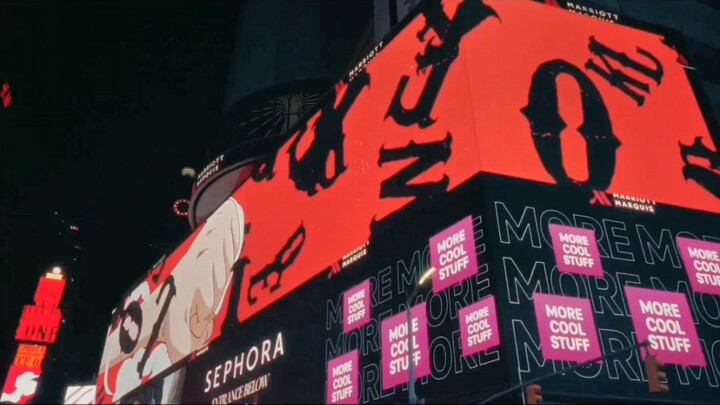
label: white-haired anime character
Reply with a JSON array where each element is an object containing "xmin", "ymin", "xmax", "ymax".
[{"xmin": 98, "ymin": 197, "xmax": 245, "ymax": 402}]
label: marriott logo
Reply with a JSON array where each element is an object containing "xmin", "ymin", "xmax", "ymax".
[{"xmin": 590, "ymin": 190, "xmax": 656, "ymax": 214}]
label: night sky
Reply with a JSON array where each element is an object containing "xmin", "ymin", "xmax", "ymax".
[{"xmin": 0, "ymin": 1, "xmax": 240, "ymax": 401}]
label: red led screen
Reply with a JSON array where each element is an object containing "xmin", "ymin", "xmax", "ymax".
[{"xmin": 97, "ymin": 1, "xmax": 719, "ymax": 402}]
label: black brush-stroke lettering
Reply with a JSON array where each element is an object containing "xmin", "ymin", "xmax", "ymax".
[
  {"xmin": 288, "ymin": 72, "xmax": 370, "ymax": 196},
  {"xmin": 585, "ymin": 36, "xmax": 663, "ymax": 106},
  {"xmin": 247, "ymin": 223, "xmax": 306, "ymax": 305},
  {"xmin": 379, "ymin": 133, "xmax": 452, "ymax": 199},
  {"xmin": 386, "ymin": 0, "xmax": 498, "ymax": 128},
  {"xmin": 522, "ymin": 59, "xmax": 620, "ymax": 190},
  {"xmin": 680, "ymin": 137, "xmax": 720, "ymax": 198}
]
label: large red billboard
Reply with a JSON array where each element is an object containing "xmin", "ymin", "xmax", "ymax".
[{"xmin": 97, "ymin": 0, "xmax": 719, "ymax": 402}]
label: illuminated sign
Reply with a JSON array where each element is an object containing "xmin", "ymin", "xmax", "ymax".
[
  {"xmin": 15, "ymin": 305, "xmax": 62, "ymax": 344},
  {"xmin": 98, "ymin": 0, "xmax": 719, "ymax": 402},
  {"xmin": 15, "ymin": 270, "xmax": 66, "ymax": 343},
  {"xmin": 13, "ymin": 345, "xmax": 47, "ymax": 369},
  {"xmin": 3, "ymin": 269, "xmax": 66, "ymax": 403},
  {"xmin": 64, "ymin": 385, "xmax": 97, "ymax": 404},
  {"xmin": 1, "ymin": 82, "xmax": 12, "ymax": 109},
  {"xmin": 34, "ymin": 275, "xmax": 66, "ymax": 310}
]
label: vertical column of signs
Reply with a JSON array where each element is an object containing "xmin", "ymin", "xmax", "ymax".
[
  {"xmin": 2, "ymin": 270, "xmax": 66, "ymax": 405},
  {"xmin": 326, "ymin": 280, "xmax": 371, "ymax": 404},
  {"xmin": 430, "ymin": 216, "xmax": 501, "ymax": 358},
  {"xmin": 531, "ymin": 224, "xmax": 605, "ymax": 363}
]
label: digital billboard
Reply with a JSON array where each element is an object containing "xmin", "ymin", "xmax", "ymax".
[
  {"xmin": 97, "ymin": 0, "xmax": 719, "ymax": 402},
  {"xmin": 3, "ymin": 269, "xmax": 66, "ymax": 404},
  {"xmin": 1, "ymin": 345, "xmax": 47, "ymax": 404},
  {"xmin": 483, "ymin": 174, "xmax": 719, "ymax": 403},
  {"xmin": 176, "ymin": 174, "xmax": 720, "ymax": 403},
  {"xmin": 179, "ymin": 196, "xmax": 502, "ymax": 404}
]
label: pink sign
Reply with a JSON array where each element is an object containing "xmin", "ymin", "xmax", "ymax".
[
  {"xmin": 343, "ymin": 280, "xmax": 371, "ymax": 333},
  {"xmin": 326, "ymin": 350, "xmax": 359, "ymax": 404},
  {"xmin": 381, "ymin": 302, "xmax": 431, "ymax": 390},
  {"xmin": 459, "ymin": 295, "xmax": 500, "ymax": 357},
  {"xmin": 429, "ymin": 216, "xmax": 479, "ymax": 293},
  {"xmin": 548, "ymin": 224, "xmax": 604, "ymax": 278},
  {"xmin": 625, "ymin": 286, "xmax": 706, "ymax": 367},
  {"xmin": 533, "ymin": 293, "xmax": 602, "ymax": 362},
  {"xmin": 677, "ymin": 237, "xmax": 720, "ymax": 295}
]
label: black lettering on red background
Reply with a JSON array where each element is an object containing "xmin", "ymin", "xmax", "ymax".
[
  {"xmin": 386, "ymin": 0, "xmax": 498, "ymax": 128},
  {"xmin": 289, "ymin": 71, "xmax": 370, "ymax": 196},
  {"xmin": 585, "ymin": 36, "xmax": 663, "ymax": 106},
  {"xmin": 379, "ymin": 133, "xmax": 452, "ymax": 200},
  {"xmin": 680, "ymin": 137, "xmax": 720, "ymax": 198},
  {"xmin": 247, "ymin": 224, "xmax": 306, "ymax": 305},
  {"xmin": 522, "ymin": 59, "xmax": 620, "ymax": 191}
]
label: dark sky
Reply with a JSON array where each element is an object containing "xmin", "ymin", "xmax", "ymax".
[{"xmin": 0, "ymin": 1, "xmax": 240, "ymax": 402}]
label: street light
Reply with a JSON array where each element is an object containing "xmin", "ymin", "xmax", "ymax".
[{"xmin": 407, "ymin": 267, "xmax": 435, "ymax": 405}]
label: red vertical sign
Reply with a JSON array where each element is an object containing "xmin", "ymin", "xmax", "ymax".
[{"xmin": 2, "ymin": 269, "xmax": 66, "ymax": 403}]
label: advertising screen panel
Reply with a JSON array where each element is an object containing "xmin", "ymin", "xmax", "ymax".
[
  {"xmin": 179, "ymin": 184, "xmax": 504, "ymax": 404},
  {"xmin": 484, "ymin": 174, "xmax": 720, "ymax": 403},
  {"xmin": 97, "ymin": 0, "xmax": 719, "ymax": 402}
]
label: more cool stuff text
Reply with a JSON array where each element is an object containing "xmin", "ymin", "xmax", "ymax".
[
  {"xmin": 347, "ymin": 289, "xmax": 366, "ymax": 325},
  {"xmin": 640, "ymin": 300, "xmax": 692, "ymax": 353},
  {"xmin": 464, "ymin": 307, "xmax": 492, "ymax": 348},
  {"xmin": 546, "ymin": 305, "xmax": 591, "ymax": 351},
  {"xmin": 437, "ymin": 230, "xmax": 470, "ymax": 281},
  {"xmin": 388, "ymin": 319, "xmax": 422, "ymax": 375},
  {"xmin": 331, "ymin": 360, "xmax": 354, "ymax": 403},
  {"xmin": 688, "ymin": 247, "xmax": 720, "ymax": 286},
  {"xmin": 559, "ymin": 233, "xmax": 594, "ymax": 268}
]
